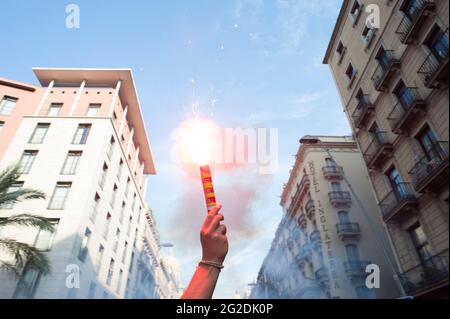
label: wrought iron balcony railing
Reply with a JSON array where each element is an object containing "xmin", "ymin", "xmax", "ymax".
[
  {"xmin": 336, "ymin": 223, "xmax": 361, "ymax": 241},
  {"xmin": 352, "ymin": 95, "xmax": 375, "ymax": 128},
  {"xmin": 322, "ymin": 165, "xmax": 344, "ymax": 180},
  {"xmin": 379, "ymin": 183, "xmax": 418, "ymax": 222},
  {"xmin": 298, "ymin": 212, "xmax": 307, "ymax": 229},
  {"xmin": 363, "ymin": 132, "xmax": 394, "ymax": 169},
  {"xmin": 344, "ymin": 260, "xmax": 371, "ymax": 278},
  {"xmin": 418, "ymin": 29, "xmax": 449, "ymax": 88},
  {"xmin": 387, "ymin": 88, "xmax": 427, "ymax": 135},
  {"xmin": 408, "ymin": 141, "xmax": 449, "ymax": 193},
  {"xmin": 372, "ymin": 50, "xmax": 401, "ymax": 91},
  {"xmin": 328, "ymin": 191, "xmax": 352, "ymax": 208},
  {"xmin": 400, "ymin": 253, "xmax": 449, "ymax": 297},
  {"xmin": 395, "ymin": 0, "xmax": 436, "ymax": 44}
]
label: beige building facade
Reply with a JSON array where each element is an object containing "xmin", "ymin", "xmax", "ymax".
[
  {"xmin": 324, "ymin": 0, "xmax": 448, "ymax": 298},
  {"xmin": 252, "ymin": 136, "xmax": 399, "ymax": 299}
]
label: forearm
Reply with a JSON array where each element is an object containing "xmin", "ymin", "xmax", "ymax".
[{"xmin": 181, "ymin": 264, "xmax": 221, "ymax": 299}]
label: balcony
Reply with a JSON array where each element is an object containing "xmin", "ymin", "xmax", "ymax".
[
  {"xmin": 387, "ymin": 88, "xmax": 427, "ymax": 135},
  {"xmin": 298, "ymin": 213, "xmax": 307, "ymax": 229},
  {"xmin": 400, "ymin": 253, "xmax": 449, "ymax": 297},
  {"xmin": 315, "ymin": 267, "xmax": 330, "ymax": 286},
  {"xmin": 344, "ymin": 261, "xmax": 371, "ymax": 279},
  {"xmin": 396, "ymin": 0, "xmax": 436, "ymax": 44},
  {"xmin": 372, "ymin": 51, "xmax": 401, "ymax": 91},
  {"xmin": 328, "ymin": 191, "xmax": 352, "ymax": 208},
  {"xmin": 305, "ymin": 199, "xmax": 316, "ymax": 219},
  {"xmin": 310, "ymin": 230, "xmax": 322, "ymax": 250},
  {"xmin": 409, "ymin": 141, "xmax": 449, "ymax": 193},
  {"xmin": 363, "ymin": 132, "xmax": 394, "ymax": 169},
  {"xmin": 336, "ymin": 223, "xmax": 361, "ymax": 241},
  {"xmin": 288, "ymin": 174, "xmax": 311, "ymax": 215},
  {"xmin": 379, "ymin": 183, "xmax": 418, "ymax": 222},
  {"xmin": 322, "ymin": 165, "xmax": 344, "ymax": 180},
  {"xmin": 296, "ymin": 244, "xmax": 313, "ymax": 267},
  {"xmin": 418, "ymin": 46, "xmax": 449, "ymax": 88},
  {"xmin": 352, "ymin": 96, "xmax": 375, "ymax": 128}
]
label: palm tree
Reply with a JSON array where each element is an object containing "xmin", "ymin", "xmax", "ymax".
[{"xmin": 0, "ymin": 165, "xmax": 54, "ymax": 277}]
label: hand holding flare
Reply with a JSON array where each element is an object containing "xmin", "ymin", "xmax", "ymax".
[{"xmin": 180, "ymin": 118, "xmax": 228, "ymax": 299}]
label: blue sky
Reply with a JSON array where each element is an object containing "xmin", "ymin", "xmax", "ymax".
[{"xmin": 0, "ymin": 0, "xmax": 351, "ymax": 298}]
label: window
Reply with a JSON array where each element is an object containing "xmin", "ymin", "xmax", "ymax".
[
  {"xmin": 127, "ymin": 216, "xmax": 133, "ymax": 237},
  {"xmin": 95, "ymin": 244, "xmax": 105, "ymax": 272},
  {"xmin": 106, "ymin": 258, "xmax": 115, "ymax": 286},
  {"xmin": 18, "ymin": 150, "xmax": 38, "ymax": 174},
  {"xmin": 387, "ymin": 166, "xmax": 407, "ymax": 198},
  {"xmin": 409, "ymin": 223, "xmax": 433, "ymax": 263},
  {"xmin": 117, "ymin": 269, "xmax": 124, "ymax": 293},
  {"xmin": 362, "ymin": 26, "xmax": 375, "ymax": 47},
  {"xmin": 78, "ymin": 227, "xmax": 92, "ymax": 262},
  {"xmin": 345, "ymin": 244, "xmax": 360, "ymax": 261},
  {"xmin": 325, "ymin": 157, "xmax": 335, "ymax": 167},
  {"xmin": 47, "ymin": 103, "xmax": 63, "ymax": 116},
  {"xmin": 29, "ymin": 123, "xmax": 50, "ymax": 144},
  {"xmin": 48, "ymin": 182, "xmax": 71, "ymax": 210},
  {"xmin": 338, "ymin": 211, "xmax": 351, "ymax": 224},
  {"xmin": 125, "ymin": 178, "xmax": 131, "ymax": 198},
  {"xmin": 0, "ymin": 96, "xmax": 18, "ymax": 115},
  {"xmin": 86, "ymin": 103, "xmax": 101, "ymax": 116},
  {"xmin": 119, "ymin": 202, "xmax": 126, "ymax": 224},
  {"xmin": 376, "ymin": 47, "xmax": 391, "ymax": 70},
  {"xmin": 99, "ymin": 162, "xmax": 108, "ymax": 189},
  {"xmin": 61, "ymin": 151, "xmax": 82, "ymax": 175},
  {"xmin": 103, "ymin": 212, "xmax": 112, "ymax": 239},
  {"xmin": 0, "ymin": 182, "xmax": 24, "ymax": 209},
  {"xmin": 113, "ymin": 228, "xmax": 120, "ymax": 252},
  {"xmin": 87, "ymin": 281, "xmax": 97, "ymax": 299},
  {"xmin": 336, "ymin": 41, "xmax": 346, "ymax": 64},
  {"xmin": 122, "ymin": 241, "xmax": 128, "ymax": 264},
  {"xmin": 72, "ymin": 124, "xmax": 91, "ymax": 144},
  {"xmin": 0, "ymin": 121, "xmax": 5, "ymax": 133},
  {"xmin": 34, "ymin": 220, "xmax": 58, "ymax": 251},
  {"xmin": 129, "ymin": 251, "xmax": 135, "ymax": 273},
  {"xmin": 402, "ymin": 0, "xmax": 422, "ymax": 20},
  {"xmin": 345, "ymin": 63, "xmax": 357, "ymax": 88},
  {"xmin": 90, "ymin": 193, "xmax": 101, "ymax": 222},
  {"xmin": 426, "ymin": 25, "xmax": 449, "ymax": 62},
  {"xmin": 331, "ymin": 182, "xmax": 342, "ymax": 192},
  {"xmin": 394, "ymin": 80, "xmax": 415, "ymax": 108},
  {"xmin": 13, "ymin": 264, "xmax": 41, "ymax": 299},
  {"xmin": 107, "ymin": 136, "xmax": 115, "ymax": 159},
  {"xmin": 110, "ymin": 184, "xmax": 118, "ymax": 208},
  {"xmin": 117, "ymin": 159, "xmax": 123, "ymax": 180},
  {"xmin": 417, "ymin": 126, "xmax": 440, "ymax": 160},
  {"xmin": 349, "ymin": 0, "xmax": 362, "ymax": 24}
]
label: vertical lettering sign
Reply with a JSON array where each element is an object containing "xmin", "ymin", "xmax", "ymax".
[{"xmin": 308, "ymin": 161, "xmax": 341, "ymax": 298}]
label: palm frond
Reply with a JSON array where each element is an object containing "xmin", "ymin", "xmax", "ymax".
[
  {"xmin": 0, "ymin": 260, "xmax": 21, "ymax": 277},
  {"xmin": 0, "ymin": 165, "xmax": 21, "ymax": 194},
  {"xmin": 0, "ymin": 188, "xmax": 46, "ymax": 207},
  {"xmin": 0, "ymin": 238, "xmax": 51, "ymax": 275},
  {"xmin": 0, "ymin": 214, "xmax": 55, "ymax": 232}
]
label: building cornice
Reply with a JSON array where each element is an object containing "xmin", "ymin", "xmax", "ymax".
[{"xmin": 323, "ymin": 0, "xmax": 350, "ymax": 64}]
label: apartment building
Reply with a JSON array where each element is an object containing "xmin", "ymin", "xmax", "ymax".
[
  {"xmin": 323, "ymin": 0, "xmax": 448, "ymax": 298},
  {"xmin": 0, "ymin": 68, "xmax": 180, "ymax": 299},
  {"xmin": 251, "ymin": 136, "xmax": 399, "ymax": 299}
]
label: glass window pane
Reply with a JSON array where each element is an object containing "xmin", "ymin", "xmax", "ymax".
[
  {"xmin": 48, "ymin": 184, "xmax": 71, "ymax": 210},
  {"xmin": 0, "ymin": 96, "xmax": 18, "ymax": 115},
  {"xmin": 29, "ymin": 124, "xmax": 50, "ymax": 144}
]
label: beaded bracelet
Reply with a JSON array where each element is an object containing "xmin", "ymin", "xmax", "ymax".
[{"xmin": 199, "ymin": 260, "xmax": 224, "ymax": 270}]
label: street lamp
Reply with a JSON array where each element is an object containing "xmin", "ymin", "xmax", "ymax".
[{"xmin": 299, "ymin": 135, "xmax": 408, "ymax": 298}]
